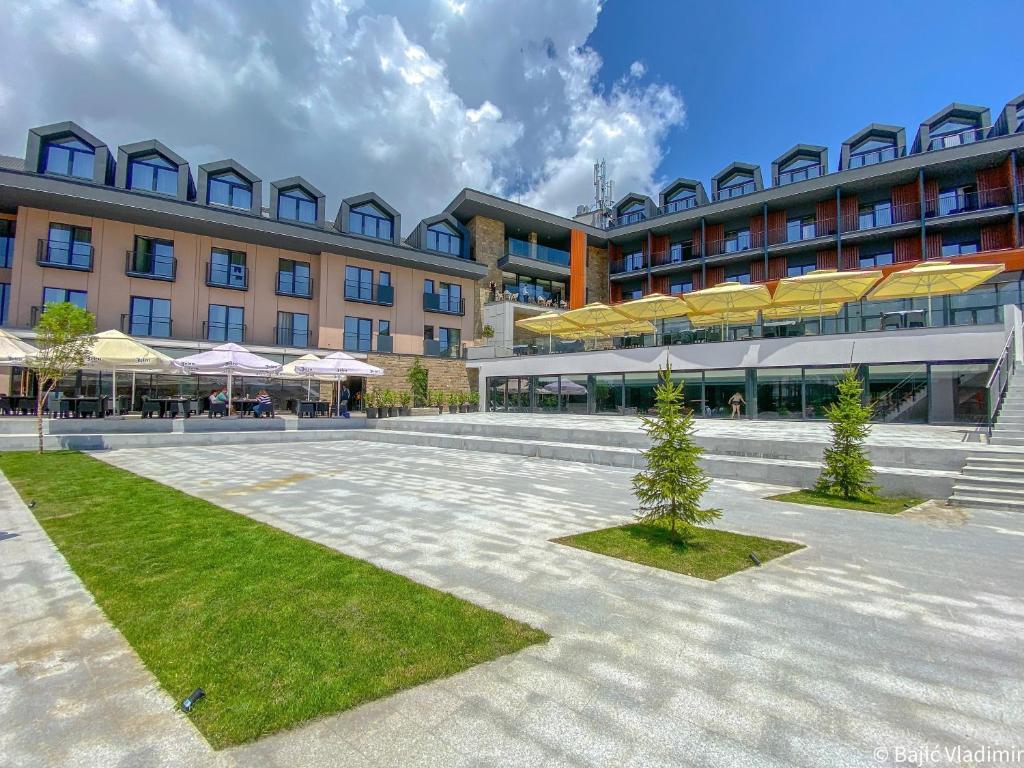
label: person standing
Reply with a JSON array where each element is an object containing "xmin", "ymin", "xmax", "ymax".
[
  {"xmin": 339, "ymin": 384, "xmax": 351, "ymax": 418},
  {"xmin": 729, "ymin": 391, "xmax": 746, "ymax": 419}
]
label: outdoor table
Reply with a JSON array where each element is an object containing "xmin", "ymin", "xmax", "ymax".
[
  {"xmin": 880, "ymin": 309, "xmax": 927, "ymax": 330},
  {"xmin": 232, "ymin": 398, "xmax": 256, "ymax": 416},
  {"xmin": 158, "ymin": 397, "xmax": 193, "ymax": 418},
  {"xmin": 63, "ymin": 396, "xmax": 107, "ymax": 418},
  {"xmin": 295, "ymin": 400, "xmax": 329, "ymax": 417}
]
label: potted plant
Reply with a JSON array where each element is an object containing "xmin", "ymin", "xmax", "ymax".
[
  {"xmin": 377, "ymin": 390, "xmax": 389, "ymax": 418},
  {"xmin": 481, "ymin": 324, "xmax": 495, "ymax": 345},
  {"xmin": 468, "ymin": 391, "xmax": 479, "ymax": 412},
  {"xmin": 380, "ymin": 389, "xmax": 394, "ymax": 417},
  {"xmin": 448, "ymin": 391, "xmax": 459, "ymax": 414},
  {"xmin": 459, "ymin": 391, "xmax": 470, "ymax": 413},
  {"xmin": 365, "ymin": 390, "xmax": 379, "ymax": 419},
  {"xmin": 399, "ymin": 390, "xmax": 412, "ymax": 416},
  {"xmin": 430, "ymin": 390, "xmax": 445, "ymax": 414},
  {"xmin": 389, "ymin": 390, "xmax": 401, "ymax": 418}
]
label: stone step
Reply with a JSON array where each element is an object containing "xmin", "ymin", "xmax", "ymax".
[
  {"xmin": 952, "ymin": 482, "xmax": 1024, "ymax": 499},
  {"xmin": 949, "ymin": 493, "xmax": 1024, "ymax": 512},
  {"xmin": 989, "ymin": 436, "xmax": 1024, "ymax": 446},
  {"xmin": 960, "ymin": 464, "xmax": 1024, "ymax": 478},
  {"xmin": 956, "ymin": 473, "xmax": 1024, "ymax": 491}
]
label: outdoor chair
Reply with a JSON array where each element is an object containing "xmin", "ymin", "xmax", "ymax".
[
  {"xmin": 298, "ymin": 401, "xmax": 317, "ymax": 418},
  {"xmin": 77, "ymin": 400, "xmax": 98, "ymax": 418},
  {"xmin": 141, "ymin": 400, "xmax": 161, "ymax": 418},
  {"xmin": 0, "ymin": 395, "xmax": 9, "ymax": 415},
  {"xmin": 208, "ymin": 402, "xmax": 228, "ymax": 418}
]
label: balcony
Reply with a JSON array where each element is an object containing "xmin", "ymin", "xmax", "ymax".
[
  {"xmin": 928, "ymin": 187, "xmax": 1011, "ymax": 218},
  {"xmin": 707, "ymin": 233, "xmax": 755, "ymax": 258},
  {"xmin": 125, "ymin": 250, "xmax": 176, "ymax": 281},
  {"xmin": 344, "ymin": 281, "xmax": 394, "ymax": 306},
  {"xmin": 500, "ymin": 238, "xmax": 570, "ymax": 279},
  {"xmin": 775, "ymin": 164, "xmax": 825, "ymax": 186},
  {"xmin": 376, "ymin": 334, "xmax": 393, "ymax": 353},
  {"xmin": 423, "ymin": 292, "xmax": 465, "ymax": 316},
  {"xmin": 274, "ymin": 326, "xmax": 311, "ymax": 347},
  {"xmin": 610, "ymin": 255, "xmax": 646, "ymax": 275},
  {"xmin": 713, "ymin": 180, "xmax": 756, "ymax": 201},
  {"xmin": 36, "ymin": 239, "xmax": 93, "ymax": 271},
  {"xmin": 615, "ymin": 211, "xmax": 647, "ymax": 227},
  {"xmin": 423, "ymin": 339, "xmax": 462, "ymax": 358},
  {"xmin": 206, "ymin": 261, "xmax": 248, "ymax": 290},
  {"xmin": 276, "ymin": 272, "xmax": 314, "ymax": 298},
  {"xmin": 848, "ymin": 145, "xmax": 899, "ymax": 169},
  {"xmin": 202, "ymin": 321, "xmax": 246, "ymax": 342},
  {"xmin": 927, "ymin": 126, "xmax": 986, "ymax": 152},
  {"xmin": 342, "ymin": 332, "xmax": 371, "ymax": 353},
  {"xmin": 120, "ymin": 314, "xmax": 172, "ymax": 338},
  {"xmin": 651, "ymin": 246, "xmax": 697, "ymax": 269},
  {"xmin": 663, "ymin": 196, "xmax": 698, "ymax": 214}
]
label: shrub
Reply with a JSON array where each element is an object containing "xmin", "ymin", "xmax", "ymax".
[
  {"xmin": 816, "ymin": 369, "xmax": 876, "ymax": 499},
  {"xmin": 407, "ymin": 358, "xmax": 429, "ymax": 407}
]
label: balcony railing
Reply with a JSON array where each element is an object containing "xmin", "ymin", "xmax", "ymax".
[
  {"xmin": 775, "ymin": 164, "xmax": 825, "ymax": 186},
  {"xmin": 848, "ymin": 145, "xmax": 899, "ymax": 168},
  {"xmin": 423, "ymin": 339, "xmax": 461, "ymax": 358},
  {"xmin": 274, "ymin": 326, "xmax": 310, "ymax": 347},
  {"xmin": 423, "ymin": 292, "xmax": 465, "ymax": 315},
  {"xmin": 651, "ymin": 247, "xmax": 695, "ymax": 268},
  {"xmin": 120, "ymin": 314, "xmax": 172, "ymax": 337},
  {"xmin": 706, "ymin": 233, "xmax": 755, "ymax": 257},
  {"xmin": 342, "ymin": 333, "xmax": 372, "ymax": 353},
  {"xmin": 928, "ymin": 126, "xmax": 986, "ymax": 152},
  {"xmin": 36, "ymin": 239, "xmax": 93, "ymax": 271},
  {"xmin": 376, "ymin": 334, "xmax": 393, "ymax": 353},
  {"xmin": 125, "ymin": 250, "xmax": 176, "ymax": 281},
  {"xmin": 928, "ymin": 186, "xmax": 1012, "ymax": 218},
  {"xmin": 610, "ymin": 255, "xmax": 646, "ymax": 274},
  {"xmin": 202, "ymin": 321, "xmax": 246, "ymax": 342},
  {"xmin": 615, "ymin": 211, "xmax": 647, "ymax": 226},
  {"xmin": 663, "ymin": 196, "xmax": 698, "ymax": 214},
  {"xmin": 276, "ymin": 272, "xmax": 314, "ymax": 298},
  {"xmin": 713, "ymin": 180, "xmax": 756, "ymax": 201},
  {"xmin": 206, "ymin": 261, "xmax": 248, "ymax": 290},
  {"xmin": 506, "ymin": 238, "xmax": 570, "ymax": 267},
  {"xmin": 344, "ymin": 281, "xmax": 394, "ymax": 306}
]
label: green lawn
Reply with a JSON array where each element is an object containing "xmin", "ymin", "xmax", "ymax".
[
  {"xmin": 767, "ymin": 489, "xmax": 923, "ymax": 515},
  {"xmin": 0, "ymin": 452, "xmax": 547, "ymax": 748},
  {"xmin": 552, "ymin": 519, "xmax": 802, "ymax": 580}
]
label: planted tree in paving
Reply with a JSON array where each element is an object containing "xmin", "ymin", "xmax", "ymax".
[
  {"xmin": 816, "ymin": 368, "xmax": 876, "ymax": 499},
  {"xmin": 32, "ymin": 302, "xmax": 96, "ymax": 453},
  {"xmin": 633, "ymin": 367, "xmax": 721, "ymax": 542},
  {"xmin": 407, "ymin": 357, "xmax": 429, "ymax": 407}
]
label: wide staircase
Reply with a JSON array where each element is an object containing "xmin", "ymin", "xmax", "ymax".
[{"xmin": 951, "ymin": 367, "xmax": 1024, "ymax": 511}]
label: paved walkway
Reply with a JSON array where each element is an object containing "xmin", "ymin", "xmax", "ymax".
[{"xmin": 4, "ymin": 441, "xmax": 1023, "ymax": 766}]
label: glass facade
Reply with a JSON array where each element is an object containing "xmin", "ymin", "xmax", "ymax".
[
  {"xmin": 756, "ymin": 367, "xmax": 802, "ymax": 418},
  {"xmin": 426, "ymin": 223, "xmax": 461, "ymax": 256},
  {"xmin": 929, "ymin": 364, "xmax": 988, "ymax": 423},
  {"xmin": 45, "ymin": 223, "xmax": 92, "ymax": 268},
  {"xmin": 130, "ymin": 236, "xmax": 175, "ymax": 278},
  {"xmin": 207, "ymin": 172, "xmax": 252, "ymax": 210},
  {"xmin": 501, "ymin": 272, "xmax": 566, "ymax": 304},
  {"xmin": 348, "ymin": 203, "xmax": 393, "ymax": 241},
  {"xmin": 128, "ymin": 154, "xmax": 177, "ymax": 195},
  {"xmin": 278, "ymin": 188, "xmax": 317, "ymax": 223},
  {"xmin": 344, "ymin": 316, "xmax": 372, "ymax": 352},
  {"xmin": 42, "ymin": 137, "xmax": 94, "ymax": 179},
  {"xmin": 128, "ymin": 296, "xmax": 171, "ymax": 337},
  {"xmin": 207, "ymin": 304, "xmax": 244, "ymax": 342}
]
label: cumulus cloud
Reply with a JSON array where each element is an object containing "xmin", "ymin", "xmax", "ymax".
[{"xmin": 0, "ymin": 0, "xmax": 684, "ymax": 227}]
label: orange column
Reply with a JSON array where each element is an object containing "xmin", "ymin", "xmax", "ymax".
[{"xmin": 569, "ymin": 229, "xmax": 586, "ymax": 309}]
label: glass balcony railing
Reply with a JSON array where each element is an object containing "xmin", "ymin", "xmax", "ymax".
[
  {"xmin": 713, "ymin": 180, "xmax": 756, "ymax": 201},
  {"xmin": 775, "ymin": 164, "xmax": 824, "ymax": 186},
  {"xmin": 610, "ymin": 255, "xmax": 646, "ymax": 274},
  {"xmin": 663, "ymin": 196, "xmax": 698, "ymax": 214},
  {"xmin": 506, "ymin": 238, "xmax": 570, "ymax": 267},
  {"xmin": 344, "ymin": 281, "xmax": 394, "ymax": 305},
  {"xmin": 126, "ymin": 250, "xmax": 176, "ymax": 281},
  {"xmin": 616, "ymin": 211, "xmax": 646, "ymax": 226},
  {"xmin": 848, "ymin": 145, "xmax": 899, "ymax": 168},
  {"xmin": 423, "ymin": 292, "xmax": 465, "ymax": 315},
  {"xmin": 928, "ymin": 126, "xmax": 985, "ymax": 151}
]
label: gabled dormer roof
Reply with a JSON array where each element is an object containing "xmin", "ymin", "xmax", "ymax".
[
  {"xmin": 337, "ymin": 191, "xmax": 402, "ymax": 245},
  {"xmin": 771, "ymin": 144, "xmax": 828, "ymax": 185},
  {"xmin": 614, "ymin": 192, "xmax": 655, "ymax": 214},
  {"xmin": 26, "ymin": 120, "xmax": 113, "ymax": 185},
  {"xmin": 840, "ymin": 123, "xmax": 906, "ymax": 170},
  {"xmin": 114, "ymin": 139, "xmax": 193, "ymax": 201},
  {"xmin": 405, "ymin": 213, "xmax": 469, "ymax": 258},
  {"xmin": 993, "ymin": 92, "xmax": 1024, "ymax": 136},
  {"xmin": 197, "ymin": 159, "xmax": 262, "ymax": 215},
  {"xmin": 913, "ymin": 103, "xmax": 991, "ymax": 153},
  {"xmin": 269, "ymin": 176, "xmax": 325, "ymax": 227},
  {"xmin": 710, "ymin": 162, "xmax": 763, "ymax": 199}
]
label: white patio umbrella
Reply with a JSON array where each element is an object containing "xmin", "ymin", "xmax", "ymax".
[
  {"xmin": 277, "ymin": 353, "xmax": 326, "ymax": 399},
  {"xmin": 0, "ymin": 328, "xmax": 38, "ymax": 364},
  {"xmin": 83, "ymin": 330, "xmax": 175, "ymax": 415},
  {"xmin": 294, "ymin": 351, "xmax": 384, "ymax": 415},
  {"xmin": 173, "ymin": 342, "xmax": 282, "ymax": 415}
]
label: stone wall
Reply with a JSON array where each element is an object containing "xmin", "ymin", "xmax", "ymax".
[
  {"xmin": 467, "ymin": 215, "xmax": 505, "ymax": 339},
  {"xmin": 364, "ymin": 353, "xmax": 471, "ymax": 396},
  {"xmin": 586, "ymin": 244, "xmax": 609, "ymax": 303}
]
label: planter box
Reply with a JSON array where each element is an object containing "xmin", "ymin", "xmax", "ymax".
[
  {"xmin": 448, "ymin": 405, "xmax": 458, "ymax": 414},
  {"xmin": 366, "ymin": 407, "xmax": 378, "ymax": 419}
]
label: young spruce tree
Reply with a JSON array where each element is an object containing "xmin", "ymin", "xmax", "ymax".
[
  {"xmin": 816, "ymin": 368, "xmax": 876, "ymax": 499},
  {"xmin": 633, "ymin": 367, "xmax": 721, "ymax": 542}
]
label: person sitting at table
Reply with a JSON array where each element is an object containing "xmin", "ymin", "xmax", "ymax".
[
  {"xmin": 252, "ymin": 389, "xmax": 273, "ymax": 418},
  {"xmin": 208, "ymin": 387, "xmax": 228, "ymax": 416}
]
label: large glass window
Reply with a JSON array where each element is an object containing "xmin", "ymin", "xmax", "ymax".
[
  {"xmin": 439, "ymin": 327, "xmax": 461, "ymax": 357},
  {"xmin": 717, "ymin": 174, "xmax": 754, "ymax": 199},
  {"xmin": 345, "ymin": 266, "xmax": 373, "ymax": 301},
  {"xmin": 849, "ymin": 137, "xmax": 897, "ymax": 168},
  {"xmin": 277, "ymin": 188, "xmax": 317, "ymax": 223},
  {"xmin": 426, "ymin": 222, "xmax": 461, "ymax": 256},
  {"xmin": 42, "ymin": 137, "xmax": 95, "ymax": 179},
  {"xmin": 618, "ymin": 202, "xmax": 646, "ymax": 225},
  {"xmin": 624, "ymin": 248, "xmax": 645, "ymax": 271},
  {"xmin": 207, "ymin": 171, "xmax": 252, "ymax": 210},
  {"xmin": 703, "ymin": 369, "xmax": 746, "ymax": 418},
  {"xmin": 724, "ymin": 228, "xmax": 752, "ymax": 253},
  {"xmin": 858, "ymin": 200, "xmax": 893, "ymax": 230},
  {"xmin": 778, "ymin": 156, "xmax": 822, "ymax": 185},
  {"xmin": 556, "ymin": 375, "xmax": 588, "ymax": 414},
  {"xmin": 44, "ymin": 224, "xmax": 92, "ymax": 269},
  {"xmin": 276, "ymin": 311, "xmax": 309, "ymax": 347},
  {"xmin": 669, "ymin": 240, "xmax": 693, "ymax": 263},
  {"xmin": 624, "ymin": 372, "xmax": 660, "ymax": 415},
  {"xmin": 664, "ymin": 188, "xmax": 697, "ymax": 213},
  {"xmin": 929, "ymin": 363, "xmax": 989, "ymax": 423},
  {"xmin": 130, "ymin": 236, "xmax": 175, "ymax": 279},
  {"xmin": 725, "ymin": 262, "xmax": 751, "ymax": 284},
  {"xmin": 128, "ymin": 154, "xmax": 178, "ymax": 195},
  {"xmin": 128, "ymin": 297, "xmax": 171, "ymax": 337},
  {"xmin": 937, "ymin": 185, "xmax": 978, "ymax": 216},
  {"xmin": 866, "ymin": 364, "xmax": 927, "ymax": 423},
  {"xmin": 669, "ymin": 275, "xmax": 694, "ymax": 294},
  {"xmin": 348, "ymin": 203, "xmax": 393, "ymax": 241},
  {"xmin": 0, "ymin": 283, "xmax": 8, "ymax": 325},
  {"xmin": 42, "ymin": 287, "xmax": 87, "ymax": 310},
  {"xmin": 941, "ymin": 230, "xmax": 981, "ymax": 258},
  {"xmin": 859, "ymin": 243, "xmax": 894, "ymax": 269},
  {"xmin": 948, "ymin": 284, "xmax": 999, "ymax": 326},
  {"xmin": 929, "ymin": 118, "xmax": 979, "ymax": 150},
  {"xmin": 344, "ymin": 316, "xmax": 371, "ymax": 352},
  {"xmin": 501, "ymin": 272, "xmax": 566, "ymax": 303},
  {"xmin": 207, "ymin": 304, "xmax": 244, "ymax": 342},
  {"xmin": 786, "ymin": 216, "xmax": 816, "ymax": 242},
  {"xmin": 786, "ymin": 254, "xmax": 817, "ymax": 277},
  {"xmin": 0, "ymin": 220, "xmax": 14, "ymax": 269},
  {"xmin": 277, "ymin": 258, "xmax": 311, "ymax": 296},
  {"xmin": 209, "ymin": 248, "xmax": 247, "ymax": 288},
  {"xmin": 803, "ymin": 368, "xmax": 848, "ymax": 420},
  {"xmin": 532, "ymin": 376, "xmax": 559, "ymax": 413},
  {"xmin": 430, "ymin": 281, "xmax": 461, "ymax": 313},
  {"xmin": 756, "ymin": 368, "xmax": 802, "ymax": 419},
  {"xmin": 593, "ymin": 374, "xmax": 624, "ymax": 414}
]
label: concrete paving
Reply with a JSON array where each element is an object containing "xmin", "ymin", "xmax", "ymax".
[{"xmin": 57, "ymin": 440, "xmax": 1024, "ymax": 767}]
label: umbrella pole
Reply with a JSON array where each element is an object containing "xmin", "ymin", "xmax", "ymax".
[
  {"xmin": 927, "ymin": 290, "xmax": 933, "ymax": 327},
  {"xmin": 131, "ymin": 372, "xmax": 136, "ymax": 415},
  {"xmin": 227, "ymin": 372, "xmax": 233, "ymax": 416},
  {"xmin": 112, "ymin": 367, "xmax": 117, "ymax": 416}
]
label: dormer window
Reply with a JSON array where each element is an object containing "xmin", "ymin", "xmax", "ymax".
[
  {"xmin": 664, "ymin": 188, "xmax": 697, "ymax": 213},
  {"xmin": 207, "ymin": 171, "xmax": 252, "ymax": 210},
  {"xmin": 128, "ymin": 153, "xmax": 178, "ymax": 196},
  {"xmin": 277, "ymin": 187, "xmax": 317, "ymax": 223},
  {"xmin": 717, "ymin": 174, "xmax": 754, "ymax": 200},
  {"xmin": 349, "ymin": 202, "xmax": 393, "ymax": 241},
  {"xmin": 426, "ymin": 222, "xmax": 461, "ymax": 256},
  {"xmin": 849, "ymin": 137, "xmax": 897, "ymax": 168},
  {"xmin": 928, "ymin": 117, "xmax": 981, "ymax": 150},
  {"xmin": 777, "ymin": 156, "xmax": 822, "ymax": 185},
  {"xmin": 42, "ymin": 136, "xmax": 95, "ymax": 179},
  {"xmin": 1016, "ymin": 103, "xmax": 1024, "ymax": 132},
  {"xmin": 618, "ymin": 201, "xmax": 646, "ymax": 225}
]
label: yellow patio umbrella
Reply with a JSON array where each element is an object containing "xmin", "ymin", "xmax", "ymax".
[
  {"xmin": 771, "ymin": 268, "xmax": 882, "ymax": 325},
  {"xmin": 763, "ymin": 302, "xmax": 845, "ymax": 321},
  {"xmin": 688, "ymin": 309, "xmax": 761, "ymax": 328},
  {"xmin": 866, "ymin": 260, "xmax": 1005, "ymax": 326},
  {"xmin": 516, "ymin": 312, "xmax": 583, "ymax": 353},
  {"xmin": 561, "ymin": 302, "xmax": 631, "ymax": 328},
  {"xmin": 616, "ymin": 293, "xmax": 690, "ymax": 342},
  {"xmin": 683, "ymin": 282, "xmax": 771, "ymax": 336}
]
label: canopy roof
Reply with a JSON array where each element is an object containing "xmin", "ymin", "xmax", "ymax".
[
  {"xmin": 615, "ymin": 293, "xmax": 689, "ymax": 321},
  {"xmin": 866, "ymin": 261, "xmax": 1005, "ymax": 301},
  {"xmin": 684, "ymin": 282, "xmax": 772, "ymax": 315},
  {"xmin": 0, "ymin": 328, "xmax": 38, "ymax": 364},
  {"xmin": 294, "ymin": 351, "xmax": 383, "ymax": 377},
  {"xmin": 515, "ymin": 312, "xmax": 582, "ymax": 334},
  {"xmin": 83, "ymin": 330, "xmax": 175, "ymax": 371},
  {"xmin": 173, "ymin": 342, "xmax": 282, "ymax": 375},
  {"xmin": 560, "ymin": 302, "xmax": 631, "ymax": 328},
  {"xmin": 771, "ymin": 269, "xmax": 882, "ymax": 305}
]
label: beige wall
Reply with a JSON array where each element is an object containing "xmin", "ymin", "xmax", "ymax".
[{"xmin": 10, "ymin": 206, "xmax": 475, "ymax": 353}]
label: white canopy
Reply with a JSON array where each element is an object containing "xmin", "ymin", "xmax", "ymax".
[
  {"xmin": 173, "ymin": 343, "xmax": 282, "ymax": 415},
  {"xmin": 0, "ymin": 328, "xmax": 38, "ymax": 365},
  {"xmin": 294, "ymin": 352, "xmax": 383, "ymax": 414}
]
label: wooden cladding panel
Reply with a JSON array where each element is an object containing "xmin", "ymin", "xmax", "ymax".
[
  {"xmin": 816, "ymin": 249, "xmax": 837, "ymax": 270},
  {"xmin": 750, "ymin": 215, "xmax": 765, "ymax": 249},
  {"xmin": 569, "ymin": 229, "xmax": 586, "ymax": 309},
  {"xmin": 894, "ymin": 236, "xmax": 921, "ymax": 263},
  {"xmin": 767, "ymin": 256, "xmax": 787, "ymax": 281},
  {"xmin": 816, "ymin": 199, "xmax": 837, "ymax": 237},
  {"xmin": 767, "ymin": 210, "xmax": 787, "ymax": 246},
  {"xmin": 705, "ymin": 265, "xmax": 725, "ymax": 288},
  {"xmin": 981, "ymin": 221, "xmax": 1014, "ymax": 252},
  {"xmin": 977, "ymin": 159, "xmax": 1011, "ymax": 195},
  {"xmin": 926, "ymin": 233, "xmax": 941, "ymax": 260},
  {"xmin": 704, "ymin": 223, "xmax": 724, "ymax": 256},
  {"xmin": 892, "ymin": 181, "xmax": 920, "ymax": 223},
  {"xmin": 840, "ymin": 194, "xmax": 859, "ymax": 233},
  {"xmin": 751, "ymin": 258, "xmax": 766, "ymax": 283},
  {"xmin": 839, "ymin": 244, "xmax": 860, "ymax": 271}
]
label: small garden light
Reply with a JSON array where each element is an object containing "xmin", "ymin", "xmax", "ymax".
[
  {"xmin": 749, "ymin": 553, "xmax": 761, "ymax": 566},
  {"xmin": 181, "ymin": 688, "xmax": 206, "ymax": 713}
]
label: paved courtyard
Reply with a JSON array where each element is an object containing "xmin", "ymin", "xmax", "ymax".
[{"xmin": 3, "ymin": 440, "xmax": 1024, "ymax": 767}]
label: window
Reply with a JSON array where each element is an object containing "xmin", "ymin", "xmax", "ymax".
[
  {"xmin": 618, "ymin": 202, "xmax": 646, "ymax": 224},
  {"xmin": 423, "ymin": 325, "xmax": 434, "ymax": 341},
  {"xmin": 929, "ymin": 118, "xmax": 979, "ymax": 149},
  {"xmin": 717, "ymin": 174, "xmax": 754, "ymax": 199},
  {"xmin": 128, "ymin": 154, "xmax": 177, "ymax": 195},
  {"xmin": 669, "ymin": 277, "xmax": 693, "ymax": 294},
  {"xmin": 778, "ymin": 156, "xmax": 822, "ymax": 185},
  {"xmin": 786, "ymin": 216, "xmax": 816, "ymax": 243},
  {"xmin": 379, "ymin": 319, "xmax": 390, "ymax": 336},
  {"xmin": 439, "ymin": 327, "xmax": 461, "ymax": 355},
  {"xmin": 724, "ymin": 228, "xmax": 751, "ymax": 253},
  {"xmin": 0, "ymin": 220, "xmax": 14, "ymax": 269},
  {"xmin": 207, "ymin": 304, "xmax": 244, "ymax": 342},
  {"xmin": 725, "ymin": 263, "xmax": 751, "ymax": 284},
  {"xmin": 276, "ymin": 311, "xmax": 309, "ymax": 346},
  {"xmin": 434, "ymin": 281, "xmax": 462, "ymax": 313},
  {"xmin": 344, "ymin": 316, "xmax": 372, "ymax": 352},
  {"xmin": 128, "ymin": 297, "xmax": 171, "ymax": 337},
  {"xmin": 501, "ymin": 273, "xmax": 565, "ymax": 303},
  {"xmin": 208, "ymin": 248, "xmax": 247, "ymax": 289},
  {"xmin": 859, "ymin": 244, "xmax": 894, "ymax": 269},
  {"xmin": 664, "ymin": 188, "xmax": 697, "ymax": 213},
  {"xmin": 624, "ymin": 248, "xmax": 645, "ymax": 271},
  {"xmin": 130, "ymin": 236, "xmax": 175, "ymax": 279},
  {"xmin": 849, "ymin": 137, "xmax": 897, "ymax": 168},
  {"xmin": 1017, "ymin": 103, "xmax": 1024, "ymax": 132},
  {"xmin": 348, "ymin": 203, "xmax": 393, "ymax": 241},
  {"xmin": 42, "ymin": 136, "xmax": 94, "ymax": 179},
  {"xmin": 0, "ymin": 283, "xmax": 10, "ymax": 325},
  {"xmin": 426, "ymin": 222, "xmax": 461, "ymax": 256},
  {"xmin": 207, "ymin": 171, "xmax": 252, "ymax": 210},
  {"xmin": 277, "ymin": 258, "xmax": 311, "ymax": 296},
  {"xmin": 278, "ymin": 188, "xmax": 317, "ymax": 223},
  {"xmin": 941, "ymin": 231, "xmax": 981, "ymax": 258},
  {"xmin": 379, "ymin": 271, "xmax": 391, "ymax": 287},
  {"xmin": 937, "ymin": 185, "xmax": 978, "ymax": 216},
  {"xmin": 786, "ymin": 254, "xmax": 817, "ymax": 277},
  {"xmin": 44, "ymin": 224, "xmax": 92, "ymax": 268},
  {"xmin": 669, "ymin": 240, "xmax": 693, "ymax": 263},
  {"xmin": 859, "ymin": 201, "xmax": 893, "ymax": 230},
  {"xmin": 345, "ymin": 266, "xmax": 373, "ymax": 301},
  {"xmin": 42, "ymin": 287, "xmax": 87, "ymax": 309}
]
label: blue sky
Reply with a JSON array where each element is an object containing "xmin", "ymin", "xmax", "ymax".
[{"xmin": 588, "ymin": 0, "xmax": 1024, "ymax": 193}]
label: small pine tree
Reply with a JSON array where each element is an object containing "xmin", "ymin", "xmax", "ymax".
[
  {"xmin": 633, "ymin": 367, "xmax": 721, "ymax": 542},
  {"xmin": 407, "ymin": 357, "xmax": 429, "ymax": 407},
  {"xmin": 816, "ymin": 368, "xmax": 876, "ymax": 499}
]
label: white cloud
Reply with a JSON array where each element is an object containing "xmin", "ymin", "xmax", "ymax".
[{"xmin": 0, "ymin": 0, "xmax": 684, "ymax": 227}]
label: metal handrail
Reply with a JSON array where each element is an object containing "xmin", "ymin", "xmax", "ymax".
[
  {"xmin": 986, "ymin": 329, "xmax": 1016, "ymax": 429},
  {"xmin": 869, "ymin": 372, "xmax": 927, "ymax": 420}
]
